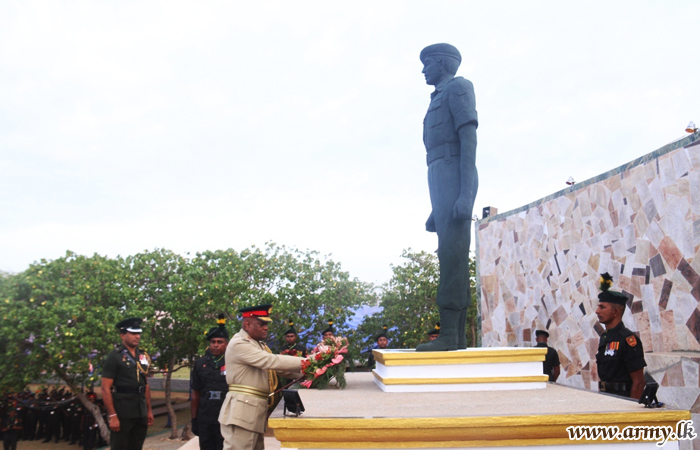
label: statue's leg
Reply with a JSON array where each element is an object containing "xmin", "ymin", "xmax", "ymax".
[
  {"xmin": 416, "ymin": 308, "xmax": 459, "ymax": 351},
  {"xmin": 417, "ymin": 159, "xmax": 470, "ymax": 352}
]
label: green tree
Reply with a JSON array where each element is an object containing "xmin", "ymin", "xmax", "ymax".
[{"xmin": 0, "ymin": 252, "xmax": 126, "ymax": 442}]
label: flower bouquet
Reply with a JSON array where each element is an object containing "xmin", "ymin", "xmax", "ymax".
[{"xmin": 299, "ymin": 336, "xmax": 348, "ymax": 389}]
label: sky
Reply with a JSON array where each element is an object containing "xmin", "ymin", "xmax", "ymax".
[{"xmin": 1, "ymin": 1, "xmax": 699, "ymax": 286}]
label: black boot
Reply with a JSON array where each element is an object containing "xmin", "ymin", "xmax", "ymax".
[{"xmin": 416, "ymin": 309, "xmax": 459, "ymax": 351}]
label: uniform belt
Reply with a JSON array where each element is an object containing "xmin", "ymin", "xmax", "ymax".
[
  {"xmin": 599, "ymin": 382, "xmax": 628, "ymax": 393},
  {"xmin": 113, "ymin": 386, "xmax": 145, "ymax": 395},
  {"xmin": 205, "ymin": 391, "xmax": 223, "ymax": 400},
  {"xmin": 228, "ymin": 384, "xmax": 268, "ymax": 400},
  {"xmin": 426, "ymin": 143, "xmax": 460, "ymax": 165}
]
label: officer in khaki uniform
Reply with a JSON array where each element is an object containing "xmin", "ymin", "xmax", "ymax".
[
  {"xmin": 101, "ymin": 317, "xmax": 154, "ymax": 450},
  {"xmin": 218, "ymin": 304, "xmax": 304, "ymax": 450}
]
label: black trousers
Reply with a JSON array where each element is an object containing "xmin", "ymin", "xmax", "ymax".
[
  {"xmin": 110, "ymin": 417, "xmax": 148, "ymax": 450},
  {"xmin": 3, "ymin": 431, "xmax": 18, "ymax": 450},
  {"xmin": 199, "ymin": 419, "xmax": 224, "ymax": 450}
]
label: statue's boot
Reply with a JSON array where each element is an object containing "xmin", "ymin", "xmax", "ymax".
[
  {"xmin": 415, "ymin": 309, "xmax": 459, "ymax": 352},
  {"xmin": 457, "ymin": 308, "xmax": 467, "ymax": 349}
]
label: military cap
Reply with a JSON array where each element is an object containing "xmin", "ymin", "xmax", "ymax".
[
  {"xmin": 284, "ymin": 319, "xmax": 298, "ymax": 336},
  {"xmin": 420, "ymin": 43, "xmax": 462, "ymax": 64},
  {"xmin": 116, "ymin": 317, "xmax": 143, "ymax": 333},
  {"xmin": 535, "ymin": 330, "xmax": 549, "ymax": 338},
  {"xmin": 428, "ymin": 322, "xmax": 440, "ymax": 336},
  {"xmin": 322, "ymin": 318, "xmax": 335, "ymax": 335},
  {"xmin": 376, "ymin": 324, "xmax": 389, "ymax": 341},
  {"xmin": 239, "ymin": 304, "xmax": 273, "ymax": 322},
  {"xmin": 597, "ymin": 272, "xmax": 629, "ymax": 306},
  {"xmin": 205, "ymin": 313, "xmax": 230, "ymax": 340}
]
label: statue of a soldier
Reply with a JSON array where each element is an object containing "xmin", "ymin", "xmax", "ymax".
[{"xmin": 415, "ymin": 43, "xmax": 478, "ymax": 352}]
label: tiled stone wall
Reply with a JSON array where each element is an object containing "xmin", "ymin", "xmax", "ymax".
[{"xmin": 475, "ymin": 133, "xmax": 700, "ymax": 447}]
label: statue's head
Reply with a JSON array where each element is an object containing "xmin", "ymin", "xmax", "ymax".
[{"xmin": 420, "ymin": 43, "xmax": 461, "ymax": 86}]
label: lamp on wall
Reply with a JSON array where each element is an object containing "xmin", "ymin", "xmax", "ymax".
[
  {"xmin": 566, "ymin": 177, "xmax": 575, "ymax": 186},
  {"xmin": 686, "ymin": 121, "xmax": 698, "ymax": 133}
]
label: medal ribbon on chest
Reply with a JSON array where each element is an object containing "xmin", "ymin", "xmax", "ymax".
[{"xmin": 604, "ymin": 341, "xmax": 619, "ymax": 356}]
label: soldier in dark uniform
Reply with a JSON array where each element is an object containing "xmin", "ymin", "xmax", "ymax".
[
  {"xmin": 595, "ymin": 273, "xmax": 646, "ymax": 399},
  {"xmin": 36, "ymin": 388, "xmax": 49, "ymax": 441},
  {"xmin": 190, "ymin": 314, "xmax": 229, "ymax": 450},
  {"xmin": 415, "ymin": 43, "xmax": 478, "ymax": 352},
  {"xmin": 366, "ymin": 326, "xmax": 389, "ymax": 369},
  {"xmin": 69, "ymin": 394, "xmax": 84, "ymax": 446},
  {"xmin": 280, "ymin": 320, "xmax": 307, "ymax": 357},
  {"xmin": 322, "ymin": 319, "xmax": 335, "ymax": 341},
  {"xmin": 101, "ymin": 317, "xmax": 154, "ymax": 450},
  {"xmin": 1, "ymin": 404, "xmax": 23, "ymax": 450},
  {"xmin": 428, "ymin": 323, "xmax": 440, "ymax": 341},
  {"xmin": 44, "ymin": 390, "xmax": 61, "ymax": 443},
  {"xmin": 81, "ymin": 392, "xmax": 100, "ymax": 450},
  {"xmin": 22, "ymin": 391, "xmax": 37, "ymax": 441},
  {"xmin": 535, "ymin": 330, "xmax": 560, "ymax": 382}
]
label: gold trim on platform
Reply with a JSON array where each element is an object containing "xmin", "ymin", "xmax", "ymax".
[
  {"xmin": 373, "ymin": 372, "xmax": 549, "ymax": 385},
  {"xmin": 373, "ymin": 348, "xmax": 546, "ymax": 366},
  {"xmin": 270, "ymin": 411, "xmax": 691, "ymax": 448}
]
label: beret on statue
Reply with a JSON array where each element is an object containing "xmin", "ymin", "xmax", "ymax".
[{"xmin": 420, "ymin": 43, "xmax": 462, "ymax": 64}]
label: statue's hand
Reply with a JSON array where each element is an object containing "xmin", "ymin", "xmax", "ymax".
[
  {"xmin": 426, "ymin": 213, "xmax": 436, "ymax": 232},
  {"xmin": 452, "ymin": 196, "xmax": 473, "ymax": 221}
]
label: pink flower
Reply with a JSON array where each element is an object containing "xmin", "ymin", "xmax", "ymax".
[
  {"xmin": 332, "ymin": 355, "xmax": 343, "ymax": 364},
  {"xmin": 315, "ymin": 366, "xmax": 327, "ymax": 377},
  {"xmin": 301, "ymin": 380, "xmax": 313, "ymax": 388},
  {"xmin": 338, "ymin": 346, "xmax": 348, "ymax": 353}
]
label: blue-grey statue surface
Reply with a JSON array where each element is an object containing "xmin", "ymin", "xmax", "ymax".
[{"xmin": 415, "ymin": 43, "xmax": 478, "ymax": 352}]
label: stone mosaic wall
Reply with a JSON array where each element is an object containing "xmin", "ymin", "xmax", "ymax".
[{"xmin": 475, "ymin": 133, "xmax": 700, "ymax": 445}]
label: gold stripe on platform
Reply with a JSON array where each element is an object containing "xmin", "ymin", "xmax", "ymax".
[
  {"xmin": 270, "ymin": 411, "xmax": 691, "ymax": 448},
  {"xmin": 373, "ymin": 348, "xmax": 546, "ymax": 366},
  {"xmin": 373, "ymin": 372, "xmax": 549, "ymax": 385}
]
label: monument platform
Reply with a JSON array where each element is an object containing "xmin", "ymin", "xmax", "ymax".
[
  {"xmin": 372, "ymin": 348, "xmax": 549, "ymax": 392},
  {"xmin": 269, "ymin": 372, "xmax": 690, "ymax": 449}
]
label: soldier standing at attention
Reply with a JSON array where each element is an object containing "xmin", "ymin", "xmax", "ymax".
[
  {"xmin": 218, "ymin": 304, "xmax": 305, "ymax": 450},
  {"xmin": 366, "ymin": 325, "xmax": 389, "ymax": 369},
  {"xmin": 191, "ymin": 314, "xmax": 229, "ymax": 450},
  {"xmin": 101, "ymin": 318, "xmax": 154, "ymax": 450},
  {"xmin": 595, "ymin": 273, "xmax": 646, "ymax": 399},
  {"xmin": 535, "ymin": 330, "xmax": 560, "ymax": 382},
  {"xmin": 280, "ymin": 319, "xmax": 307, "ymax": 357}
]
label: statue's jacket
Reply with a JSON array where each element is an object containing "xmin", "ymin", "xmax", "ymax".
[
  {"xmin": 218, "ymin": 329, "xmax": 302, "ymax": 433},
  {"xmin": 423, "ymin": 76, "xmax": 478, "ymax": 165}
]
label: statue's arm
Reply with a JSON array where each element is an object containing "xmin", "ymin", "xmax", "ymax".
[
  {"xmin": 453, "ymin": 123, "xmax": 478, "ymax": 220},
  {"xmin": 449, "ymin": 79, "xmax": 479, "ymax": 220}
]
